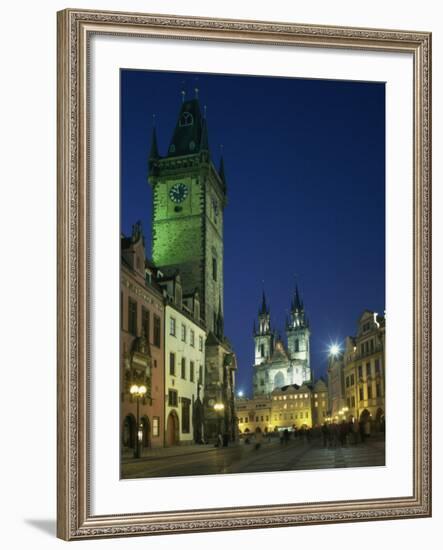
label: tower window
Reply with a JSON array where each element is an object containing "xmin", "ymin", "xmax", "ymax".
[
  {"xmin": 212, "ymin": 257, "xmax": 217, "ymax": 281},
  {"xmin": 294, "ymin": 339, "xmax": 299, "ymax": 352},
  {"xmin": 179, "ymin": 111, "xmax": 194, "ymax": 127},
  {"xmin": 260, "ymin": 344, "xmax": 265, "ymax": 357}
]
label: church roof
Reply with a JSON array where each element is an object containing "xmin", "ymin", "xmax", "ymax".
[
  {"xmin": 168, "ymin": 98, "xmax": 206, "ymax": 157},
  {"xmin": 270, "ymin": 342, "xmax": 289, "ymax": 362}
]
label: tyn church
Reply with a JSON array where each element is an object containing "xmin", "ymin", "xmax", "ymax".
[{"xmin": 253, "ymin": 287, "xmax": 312, "ymax": 397}]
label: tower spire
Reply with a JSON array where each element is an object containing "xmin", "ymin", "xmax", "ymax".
[
  {"xmin": 149, "ymin": 124, "xmax": 159, "ymax": 161},
  {"xmin": 219, "ymin": 145, "xmax": 226, "ymax": 186},
  {"xmin": 200, "ymin": 116, "xmax": 209, "ymax": 152},
  {"xmin": 260, "ymin": 290, "xmax": 268, "ymax": 315}
]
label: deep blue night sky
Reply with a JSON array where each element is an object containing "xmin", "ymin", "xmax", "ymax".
[{"xmin": 121, "ymin": 69, "xmax": 385, "ymax": 397}]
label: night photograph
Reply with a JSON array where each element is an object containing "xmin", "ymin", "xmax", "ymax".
[{"xmin": 119, "ymin": 69, "xmax": 386, "ymax": 479}]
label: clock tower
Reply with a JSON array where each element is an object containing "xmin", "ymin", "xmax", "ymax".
[{"xmin": 148, "ymin": 95, "xmax": 227, "ymax": 334}]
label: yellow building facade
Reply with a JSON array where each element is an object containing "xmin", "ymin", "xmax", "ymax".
[
  {"xmin": 236, "ymin": 379, "xmax": 329, "ymax": 434},
  {"xmin": 343, "ymin": 310, "xmax": 385, "ymax": 427}
]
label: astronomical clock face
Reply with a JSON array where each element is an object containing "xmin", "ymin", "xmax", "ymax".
[{"xmin": 169, "ymin": 183, "xmax": 188, "ymax": 204}]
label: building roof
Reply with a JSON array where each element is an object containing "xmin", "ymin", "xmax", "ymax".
[{"xmin": 168, "ymin": 98, "xmax": 206, "ymax": 157}]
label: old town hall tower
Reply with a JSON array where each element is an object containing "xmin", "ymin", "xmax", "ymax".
[
  {"xmin": 148, "ymin": 92, "xmax": 237, "ymax": 442},
  {"xmin": 148, "ymin": 95, "xmax": 226, "ymax": 334}
]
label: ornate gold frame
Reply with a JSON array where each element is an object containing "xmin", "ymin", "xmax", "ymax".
[{"xmin": 57, "ymin": 8, "xmax": 431, "ymax": 540}]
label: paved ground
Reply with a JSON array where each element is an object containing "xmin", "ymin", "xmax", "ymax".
[{"xmin": 121, "ymin": 435, "xmax": 385, "ymax": 479}]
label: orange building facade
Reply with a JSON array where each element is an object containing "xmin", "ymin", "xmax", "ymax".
[{"xmin": 120, "ymin": 222, "xmax": 165, "ymax": 453}]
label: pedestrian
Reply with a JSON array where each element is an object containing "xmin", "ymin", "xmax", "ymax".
[
  {"xmin": 364, "ymin": 419, "xmax": 371, "ymax": 439},
  {"xmin": 321, "ymin": 422, "xmax": 329, "ymax": 448},
  {"xmin": 254, "ymin": 427, "xmax": 263, "ymax": 450},
  {"xmin": 359, "ymin": 420, "xmax": 366, "ymax": 443},
  {"xmin": 283, "ymin": 428, "xmax": 290, "ymax": 444},
  {"xmin": 352, "ymin": 418, "xmax": 359, "ymax": 444},
  {"xmin": 339, "ymin": 420, "xmax": 348, "ymax": 447},
  {"xmin": 216, "ymin": 432, "xmax": 223, "ymax": 447}
]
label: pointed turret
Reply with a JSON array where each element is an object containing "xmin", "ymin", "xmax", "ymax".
[
  {"xmin": 219, "ymin": 154, "xmax": 226, "ymax": 187},
  {"xmin": 286, "ymin": 281, "xmax": 311, "ymax": 382},
  {"xmin": 259, "ymin": 291, "xmax": 269, "ymax": 316},
  {"xmin": 148, "ymin": 125, "xmax": 160, "ymax": 178},
  {"xmin": 149, "ymin": 126, "xmax": 159, "ymax": 160},
  {"xmin": 215, "ymin": 294, "xmax": 224, "ymax": 339},
  {"xmin": 200, "ymin": 116, "xmax": 209, "ymax": 152},
  {"xmin": 254, "ymin": 291, "xmax": 273, "ymax": 367},
  {"xmin": 292, "ymin": 285, "xmax": 303, "ymax": 311}
]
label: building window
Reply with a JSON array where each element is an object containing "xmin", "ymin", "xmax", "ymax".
[
  {"xmin": 266, "ymin": 416, "xmax": 269, "ymax": 422},
  {"xmin": 375, "ymin": 358, "xmax": 381, "ymax": 374},
  {"xmin": 358, "ymin": 365, "xmax": 363, "ymax": 378},
  {"xmin": 190, "ymin": 329, "xmax": 195, "ymax": 347},
  {"xmin": 198, "ymin": 365, "xmax": 203, "ymax": 384},
  {"xmin": 181, "ymin": 398, "xmax": 191, "ymax": 433},
  {"xmin": 152, "ymin": 417, "xmax": 160, "ymax": 437},
  {"xmin": 199, "ymin": 335, "xmax": 204, "ymax": 351},
  {"xmin": 350, "ymin": 374, "xmax": 355, "ymax": 386},
  {"xmin": 376, "ymin": 382, "xmax": 381, "ymax": 397},
  {"xmin": 368, "ymin": 385, "xmax": 373, "ymax": 399},
  {"xmin": 169, "ymin": 352, "xmax": 176, "ymax": 376},
  {"xmin": 181, "ymin": 323, "xmax": 187, "ymax": 342},
  {"xmin": 141, "ymin": 307, "xmax": 150, "ymax": 341},
  {"xmin": 359, "ymin": 387, "xmax": 364, "ymax": 401},
  {"xmin": 260, "ymin": 344, "xmax": 265, "ymax": 357},
  {"xmin": 366, "ymin": 362, "xmax": 371, "ymax": 376},
  {"xmin": 128, "ymin": 298, "xmax": 137, "ymax": 336},
  {"xmin": 170, "ymin": 317, "xmax": 176, "ymax": 336},
  {"xmin": 168, "ymin": 389, "xmax": 178, "ymax": 407},
  {"xmin": 346, "ymin": 376, "xmax": 350, "ymax": 388},
  {"xmin": 294, "ymin": 339, "xmax": 299, "ymax": 352},
  {"xmin": 212, "ymin": 257, "xmax": 217, "ymax": 281},
  {"xmin": 190, "ymin": 361, "xmax": 195, "ymax": 382},
  {"xmin": 181, "ymin": 357, "xmax": 186, "ymax": 379},
  {"xmin": 153, "ymin": 315, "xmax": 161, "ymax": 347},
  {"xmin": 370, "ymin": 339, "xmax": 374, "ymax": 352},
  {"xmin": 351, "ymin": 396, "xmax": 356, "ymax": 407}
]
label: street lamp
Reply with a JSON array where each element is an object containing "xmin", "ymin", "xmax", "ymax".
[
  {"xmin": 130, "ymin": 384, "xmax": 147, "ymax": 458},
  {"xmin": 329, "ymin": 344, "xmax": 340, "ymax": 357},
  {"xmin": 237, "ymin": 390, "xmax": 244, "ymax": 398},
  {"xmin": 214, "ymin": 402, "xmax": 225, "ymax": 442}
]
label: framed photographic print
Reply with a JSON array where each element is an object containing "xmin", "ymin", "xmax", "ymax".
[{"xmin": 57, "ymin": 8, "xmax": 431, "ymax": 540}]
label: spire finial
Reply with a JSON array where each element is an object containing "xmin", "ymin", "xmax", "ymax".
[{"xmin": 181, "ymin": 89, "xmax": 186, "ymax": 103}]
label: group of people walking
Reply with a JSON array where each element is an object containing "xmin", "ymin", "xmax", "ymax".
[
  {"xmin": 245, "ymin": 417, "xmax": 379, "ymax": 451},
  {"xmin": 321, "ymin": 419, "xmax": 370, "ymax": 448}
]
